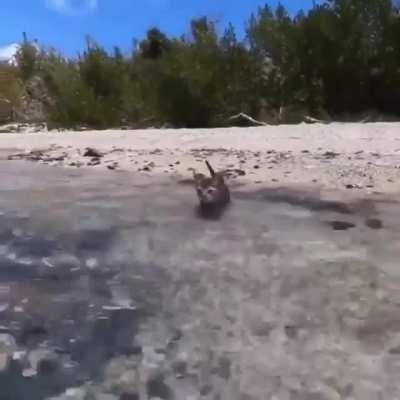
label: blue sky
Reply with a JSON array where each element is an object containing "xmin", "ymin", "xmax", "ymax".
[{"xmin": 1, "ymin": 0, "xmax": 316, "ymax": 56}]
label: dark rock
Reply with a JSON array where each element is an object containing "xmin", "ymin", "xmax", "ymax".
[
  {"xmin": 38, "ymin": 358, "xmax": 58, "ymax": 375},
  {"xmin": 234, "ymin": 169, "xmax": 246, "ymax": 176},
  {"xmin": 25, "ymin": 348, "xmax": 58, "ymax": 378},
  {"xmin": 253, "ymin": 165, "xmax": 260, "ymax": 169},
  {"xmin": 130, "ymin": 346, "xmax": 143, "ymax": 355},
  {"xmin": 119, "ymin": 393, "xmax": 139, "ymax": 400},
  {"xmin": 83, "ymin": 148, "xmax": 103, "ymax": 158},
  {"xmin": 345, "ymin": 184, "xmax": 360, "ymax": 189},
  {"xmin": 252, "ymin": 321, "xmax": 273, "ymax": 337},
  {"xmin": 19, "ymin": 319, "xmax": 48, "ymax": 345},
  {"xmin": 172, "ymin": 360, "xmax": 187, "ymax": 378},
  {"xmin": 323, "ymin": 151, "xmax": 340, "ymax": 159},
  {"xmin": 212, "ymin": 356, "xmax": 231, "ymax": 380},
  {"xmin": 389, "ymin": 346, "xmax": 400, "ymax": 355},
  {"xmin": 173, "ymin": 329, "xmax": 183, "ymax": 341},
  {"xmin": 200, "ymin": 384, "xmax": 213, "ymax": 396},
  {"xmin": 284, "ymin": 325, "xmax": 298, "ymax": 339},
  {"xmin": 328, "ymin": 221, "xmax": 356, "ymax": 231},
  {"xmin": 366, "ymin": 218, "xmax": 383, "ymax": 230},
  {"xmin": 146, "ymin": 374, "xmax": 172, "ymax": 399},
  {"xmin": 107, "ymin": 165, "xmax": 116, "ymax": 170},
  {"xmin": 342, "ymin": 383, "xmax": 354, "ymax": 397}
]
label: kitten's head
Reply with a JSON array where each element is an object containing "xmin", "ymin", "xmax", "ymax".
[{"xmin": 193, "ymin": 173, "xmax": 224, "ymax": 205}]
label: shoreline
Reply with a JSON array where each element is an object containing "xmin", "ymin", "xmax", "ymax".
[{"xmin": 1, "ymin": 122, "xmax": 400, "ymax": 196}]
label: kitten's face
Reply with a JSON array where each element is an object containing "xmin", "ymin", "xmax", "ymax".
[{"xmin": 194, "ymin": 174, "xmax": 221, "ymax": 204}]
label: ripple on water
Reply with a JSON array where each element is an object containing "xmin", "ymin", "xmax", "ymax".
[{"xmin": 0, "ymin": 217, "xmax": 166, "ymax": 400}]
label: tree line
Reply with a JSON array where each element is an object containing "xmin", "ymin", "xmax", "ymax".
[{"xmin": 2, "ymin": 0, "xmax": 400, "ymax": 129}]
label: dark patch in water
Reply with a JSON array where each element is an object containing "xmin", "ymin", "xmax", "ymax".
[
  {"xmin": 0, "ymin": 219, "xmax": 168, "ymax": 400},
  {"xmin": 120, "ymin": 394, "xmax": 140, "ymax": 400},
  {"xmin": 70, "ymin": 308, "xmax": 142, "ymax": 378},
  {"xmin": 235, "ymin": 188, "xmax": 354, "ymax": 215},
  {"xmin": 60, "ymin": 229, "xmax": 118, "ymax": 255},
  {"xmin": 147, "ymin": 373, "xmax": 172, "ymax": 399},
  {"xmin": 19, "ymin": 318, "xmax": 49, "ymax": 346},
  {"xmin": 0, "ymin": 358, "xmax": 78, "ymax": 400},
  {"xmin": 12, "ymin": 237, "xmax": 60, "ymax": 258},
  {"xmin": 177, "ymin": 178, "xmax": 195, "ymax": 186},
  {"xmin": 0, "ymin": 260, "xmax": 44, "ymax": 282},
  {"xmin": 196, "ymin": 203, "xmax": 230, "ymax": 221},
  {"xmin": 366, "ymin": 218, "xmax": 383, "ymax": 230},
  {"xmin": 328, "ymin": 221, "xmax": 356, "ymax": 231}
]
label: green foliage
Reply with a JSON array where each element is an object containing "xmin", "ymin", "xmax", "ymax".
[
  {"xmin": 0, "ymin": 65, "xmax": 23, "ymax": 122},
  {"xmin": 0, "ymin": 65, "xmax": 23, "ymax": 104},
  {"xmin": 10, "ymin": 1, "xmax": 400, "ymax": 128},
  {"xmin": 16, "ymin": 33, "xmax": 40, "ymax": 82},
  {"xmin": 247, "ymin": 0, "xmax": 400, "ymax": 116},
  {"xmin": 140, "ymin": 28, "xmax": 172, "ymax": 60}
]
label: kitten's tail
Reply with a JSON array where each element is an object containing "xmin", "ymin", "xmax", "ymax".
[{"xmin": 205, "ymin": 160, "xmax": 215, "ymax": 177}]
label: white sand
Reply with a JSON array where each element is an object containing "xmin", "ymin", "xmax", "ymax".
[{"xmin": 1, "ymin": 122, "xmax": 400, "ymax": 194}]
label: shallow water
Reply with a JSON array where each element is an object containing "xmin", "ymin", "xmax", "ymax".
[{"xmin": 0, "ymin": 161, "xmax": 399, "ymax": 399}]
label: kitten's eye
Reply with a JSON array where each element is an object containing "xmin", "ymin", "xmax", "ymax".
[{"xmin": 207, "ymin": 188, "xmax": 215, "ymax": 194}]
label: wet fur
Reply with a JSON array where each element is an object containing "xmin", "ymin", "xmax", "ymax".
[{"xmin": 193, "ymin": 161, "xmax": 230, "ymax": 214}]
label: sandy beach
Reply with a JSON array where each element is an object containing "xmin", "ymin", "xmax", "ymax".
[{"xmin": 1, "ymin": 122, "xmax": 400, "ymax": 197}]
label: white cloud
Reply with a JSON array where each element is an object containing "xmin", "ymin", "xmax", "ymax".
[
  {"xmin": 45, "ymin": 0, "xmax": 98, "ymax": 15},
  {"xmin": 0, "ymin": 43, "xmax": 20, "ymax": 65}
]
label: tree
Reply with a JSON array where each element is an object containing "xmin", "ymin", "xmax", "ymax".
[
  {"xmin": 139, "ymin": 28, "xmax": 171, "ymax": 59},
  {"xmin": 16, "ymin": 33, "xmax": 40, "ymax": 81}
]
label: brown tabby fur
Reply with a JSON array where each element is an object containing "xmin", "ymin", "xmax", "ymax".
[{"xmin": 193, "ymin": 161, "xmax": 230, "ymax": 209}]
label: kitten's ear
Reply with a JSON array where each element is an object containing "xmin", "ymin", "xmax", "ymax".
[
  {"xmin": 205, "ymin": 160, "xmax": 215, "ymax": 177},
  {"xmin": 192, "ymin": 170, "xmax": 204, "ymax": 184}
]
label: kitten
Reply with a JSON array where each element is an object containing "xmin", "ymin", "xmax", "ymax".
[{"xmin": 193, "ymin": 161, "xmax": 230, "ymax": 209}]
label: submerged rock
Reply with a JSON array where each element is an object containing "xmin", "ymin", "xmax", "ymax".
[{"xmin": 83, "ymin": 148, "xmax": 103, "ymax": 158}]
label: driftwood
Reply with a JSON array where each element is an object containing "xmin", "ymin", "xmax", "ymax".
[
  {"xmin": 8, "ymin": 149, "xmax": 65, "ymax": 162},
  {"xmin": 303, "ymin": 115, "xmax": 330, "ymax": 124},
  {"xmin": 228, "ymin": 112, "xmax": 267, "ymax": 127}
]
